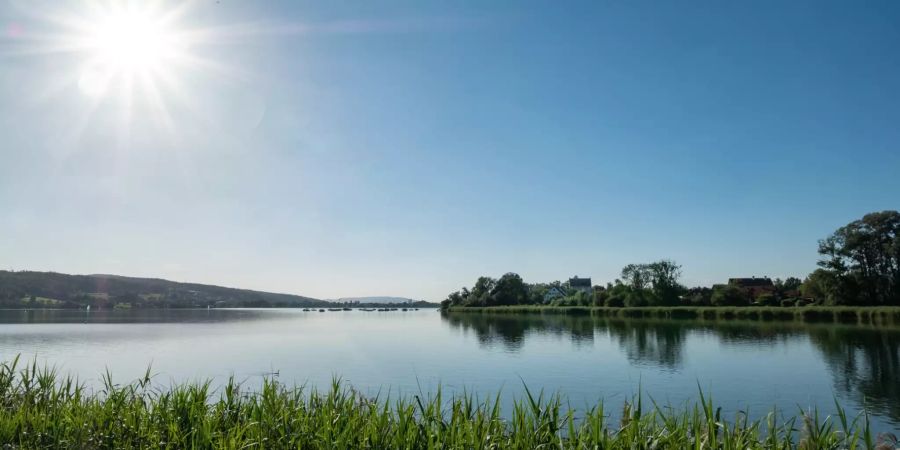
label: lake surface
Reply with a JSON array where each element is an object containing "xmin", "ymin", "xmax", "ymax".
[{"xmin": 1, "ymin": 308, "xmax": 898, "ymax": 433}]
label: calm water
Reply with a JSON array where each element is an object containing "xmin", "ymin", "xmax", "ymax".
[{"xmin": 1, "ymin": 308, "xmax": 898, "ymax": 432}]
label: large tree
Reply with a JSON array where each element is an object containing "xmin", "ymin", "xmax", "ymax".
[
  {"xmin": 491, "ymin": 273, "xmax": 528, "ymax": 306},
  {"xmin": 816, "ymin": 210, "xmax": 900, "ymax": 305},
  {"xmin": 620, "ymin": 260, "xmax": 685, "ymax": 306}
]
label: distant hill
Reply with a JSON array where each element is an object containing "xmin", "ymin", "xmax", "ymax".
[{"xmin": 0, "ymin": 271, "xmax": 328, "ymax": 309}]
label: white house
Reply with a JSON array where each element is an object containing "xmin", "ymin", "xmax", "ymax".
[{"xmin": 543, "ymin": 286, "xmax": 567, "ymax": 303}]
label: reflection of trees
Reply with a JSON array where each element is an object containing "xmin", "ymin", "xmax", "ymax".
[
  {"xmin": 442, "ymin": 313, "xmax": 595, "ymax": 352},
  {"xmin": 441, "ymin": 313, "xmax": 900, "ymax": 422},
  {"xmin": 443, "ymin": 313, "xmax": 688, "ymax": 367},
  {"xmin": 808, "ymin": 327, "xmax": 900, "ymax": 423},
  {"xmin": 602, "ymin": 320, "xmax": 686, "ymax": 369}
]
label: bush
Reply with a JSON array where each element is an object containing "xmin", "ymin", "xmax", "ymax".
[
  {"xmin": 711, "ymin": 285, "xmax": 749, "ymax": 306},
  {"xmin": 754, "ymin": 294, "xmax": 778, "ymax": 307}
]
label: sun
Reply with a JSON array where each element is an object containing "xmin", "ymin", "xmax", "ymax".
[
  {"xmin": 6, "ymin": 1, "xmax": 247, "ymax": 136},
  {"xmin": 89, "ymin": 11, "xmax": 175, "ymax": 73},
  {"xmin": 74, "ymin": 5, "xmax": 186, "ymax": 97}
]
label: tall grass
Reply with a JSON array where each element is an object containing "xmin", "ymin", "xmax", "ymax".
[
  {"xmin": 446, "ymin": 306, "xmax": 900, "ymax": 326},
  {"xmin": 0, "ymin": 357, "xmax": 896, "ymax": 449}
]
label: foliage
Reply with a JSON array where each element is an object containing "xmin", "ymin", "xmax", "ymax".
[
  {"xmin": 619, "ymin": 260, "xmax": 685, "ymax": 306},
  {"xmin": 711, "ymin": 285, "xmax": 750, "ymax": 306},
  {"xmin": 550, "ymin": 291, "xmax": 592, "ymax": 307},
  {"xmin": 774, "ymin": 277, "xmax": 803, "ymax": 294},
  {"xmin": 444, "ymin": 274, "xmax": 530, "ymax": 308},
  {"xmin": 0, "ymin": 357, "xmax": 892, "ymax": 449},
  {"xmin": 816, "ymin": 210, "xmax": 900, "ymax": 305},
  {"xmin": 684, "ymin": 287, "xmax": 712, "ymax": 306},
  {"xmin": 492, "ymin": 273, "xmax": 529, "ymax": 306},
  {"xmin": 755, "ymin": 293, "xmax": 778, "ymax": 307}
]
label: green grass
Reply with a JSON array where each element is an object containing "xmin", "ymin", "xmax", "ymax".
[
  {"xmin": 445, "ymin": 306, "xmax": 900, "ymax": 326},
  {"xmin": 0, "ymin": 357, "xmax": 896, "ymax": 449}
]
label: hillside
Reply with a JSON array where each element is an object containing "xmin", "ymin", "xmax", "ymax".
[{"xmin": 0, "ymin": 271, "xmax": 328, "ymax": 309}]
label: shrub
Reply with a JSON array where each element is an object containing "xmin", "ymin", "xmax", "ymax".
[
  {"xmin": 754, "ymin": 294, "xmax": 778, "ymax": 307},
  {"xmin": 711, "ymin": 285, "xmax": 749, "ymax": 306}
]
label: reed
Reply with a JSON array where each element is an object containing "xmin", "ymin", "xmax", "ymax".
[{"xmin": 0, "ymin": 357, "xmax": 897, "ymax": 449}]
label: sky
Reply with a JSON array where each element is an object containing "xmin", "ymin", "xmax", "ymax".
[{"xmin": 1, "ymin": 0, "xmax": 898, "ymax": 301}]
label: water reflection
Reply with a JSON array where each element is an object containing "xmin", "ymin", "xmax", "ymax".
[
  {"xmin": 603, "ymin": 320, "xmax": 685, "ymax": 369},
  {"xmin": 0, "ymin": 308, "xmax": 274, "ymax": 324},
  {"xmin": 808, "ymin": 327, "xmax": 900, "ymax": 422},
  {"xmin": 442, "ymin": 312, "xmax": 900, "ymax": 422},
  {"xmin": 442, "ymin": 313, "xmax": 596, "ymax": 351}
]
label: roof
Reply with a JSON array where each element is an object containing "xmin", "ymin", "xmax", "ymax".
[
  {"xmin": 568, "ymin": 276, "xmax": 592, "ymax": 287},
  {"xmin": 728, "ymin": 278, "xmax": 774, "ymax": 287}
]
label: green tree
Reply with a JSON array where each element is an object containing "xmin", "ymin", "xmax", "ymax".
[
  {"xmin": 685, "ymin": 287, "xmax": 712, "ymax": 306},
  {"xmin": 801, "ymin": 269, "xmax": 834, "ymax": 304},
  {"xmin": 491, "ymin": 273, "xmax": 527, "ymax": 306},
  {"xmin": 621, "ymin": 264, "xmax": 650, "ymax": 291},
  {"xmin": 620, "ymin": 260, "xmax": 685, "ymax": 306},
  {"xmin": 711, "ymin": 285, "xmax": 749, "ymax": 306},
  {"xmin": 468, "ymin": 276, "xmax": 496, "ymax": 306},
  {"xmin": 816, "ymin": 210, "xmax": 900, "ymax": 305},
  {"xmin": 647, "ymin": 260, "xmax": 684, "ymax": 305},
  {"xmin": 755, "ymin": 293, "xmax": 778, "ymax": 306}
]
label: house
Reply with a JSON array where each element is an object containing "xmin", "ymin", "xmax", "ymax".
[
  {"xmin": 728, "ymin": 277, "xmax": 776, "ymax": 299},
  {"xmin": 543, "ymin": 286, "xmax": 567, "ymax": 303},
  {"xmin": 568, "ymin": 276, "xmax": 592, "ymax": 295}
]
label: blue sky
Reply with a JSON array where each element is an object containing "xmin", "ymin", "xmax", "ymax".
[{"xmin": 1, "ymin": 1, "xmax": 898, "ymax": 300}]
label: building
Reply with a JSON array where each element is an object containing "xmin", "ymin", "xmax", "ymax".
[
  {"xmin": 568, "ymin": 276, "xmax": 592, "ymax": 295},
  {"xmin": 543, "ymin": 286, "xmax": 567, "ymax": 303},
  {"xmin": 727, "ymin": 277, "xmax": 776, "ymax": 299}
]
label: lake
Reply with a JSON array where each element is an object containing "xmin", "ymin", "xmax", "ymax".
[{"xmin": 1, "ymin": 308, "xmax": 898, "ymax": 433}]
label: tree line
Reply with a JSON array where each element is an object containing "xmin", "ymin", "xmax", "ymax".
[{"xmin": 442, "ymin": 210, "xmax": 900, "ymax": 309}]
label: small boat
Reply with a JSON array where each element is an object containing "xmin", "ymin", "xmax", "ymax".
[
  {"xmin": 302, "ymin": 308, "xmax": 309, "ymax": 312},
  {"xmin": 342, "ymin": 307, "xmax": 351, "ymax": 311},
  {"xmin": 401, "ymin": 308, "xmax": 408, "ymax": 311},
  {"xmin": 318, "ymin": 309, "xmax": 325, "ymax": 312}
]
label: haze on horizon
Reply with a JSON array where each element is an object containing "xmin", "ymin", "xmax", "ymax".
[{"xmin": 1, "ymin": 0, "xmax": 898, "ymax": 301}]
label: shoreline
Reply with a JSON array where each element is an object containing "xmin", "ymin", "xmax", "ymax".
[{"xmin": 444, "ymin": 305, "xmax": 900, "ymax": 326}]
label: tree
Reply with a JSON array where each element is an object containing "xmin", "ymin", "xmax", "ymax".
[
  {"xmin": 774, "ymin": 277, "xmax": 802, "ymax": 295},
  {"xmin": 491, "ymin": 273, "xmax": 527, "ymax": 306},
  {"xmin": 685, "ymin": 287, "xmax": 712, "ymax": 306},
  {"xmin": 647, "ymin": 260, "xmax": 683, "ymax": 305},
  {"xmin": 755, "ymin": 293, "xmax": 778, "ymax": 306},
  {"xmin": 621, "ymin": 264, "xmax": 650, "ymax": 291},
  {"xmin": 620, "ymin": 260, "xmax": 685, "ymax": 306},
  {"xmin": 816, "ymin": 210, "xmax": 900, "ymax": 305},
  {"xmin": 711, "ymin": 285, "xmax": 749, "ymax": 306},
  {"xmin": 801, "ymin": 269, "xmax": 834, "ymax": 304},
  {"xmin": 468, "ymin": 276, "xmax": 496, "ymax": 306}
]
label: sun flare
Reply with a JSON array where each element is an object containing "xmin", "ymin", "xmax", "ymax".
[
  {"xmin": 90, "ymin": 11, "xmax": 175, "ymax": 72},
  {"xmin": 7, "ymin": 0, "xmax": 255, "ymax": 139},
  {"xmin": 74, "ymin": 5, "xmax": 186, "ymax": 97}
]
